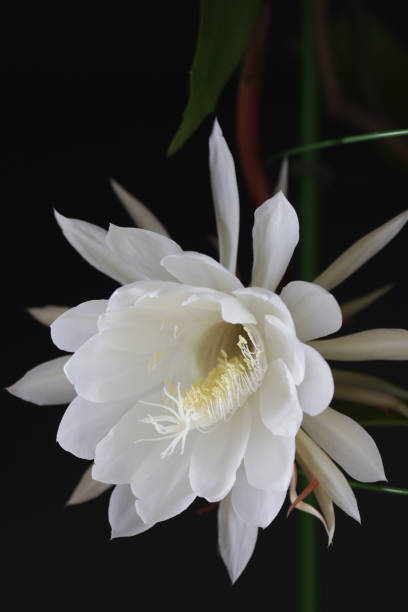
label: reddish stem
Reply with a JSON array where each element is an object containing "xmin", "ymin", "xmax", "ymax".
[{"xmin": 236, "ymin": 0, "xmax": 273, "ymax": 208}]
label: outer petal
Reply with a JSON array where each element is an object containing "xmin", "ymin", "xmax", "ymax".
[
  {"xmin": 133, "ymin": 452, "xmax": 195, "ymax": 524},
  {"xmin": 110, "ymin": 178, "xmax": 170, "ymax": 237},
  {"xmin": 189, "ymin": 407, "xmax": 251, "ymax": 502},
  {"xmin": 314, "ymin": 209, "xmax": 408, "ymax": 291},
  {"xmin": 296, "ymin": 430, "xmax": 360, "ymax": 522},
  {"xmin": 297, "ymin": 344, "xmax": 334, "ymax": 416},
  {"xmin": 51, "ymin": 300, "xmax": 107, "ymax": 352},
  {"xmin": 251, "ymin": 191, "xmax": 299, "ymax": 291},
  {"xmin": 161, "ymin": 252, "xmax": 243, "ymax": 292},
  {"xmin": 54, "ymin": 211, "xmax": 137, "ymax": 284},
  {"xmin": 264, "ymin": 315, "xmax": 305, "ymax": 385},
  {"xmin": 7, "ymin": 356, "xmax": 75, "ymax": 405},
  {"xmin": 209, "ymin": 120, "xmax": 240, "ymax": 273},
  {"xmin": 109, "ymin": 485, "xmax": 154, "ymax": 539},
  {"xmin": 66, "ymin": 465, "xmax": 111, "ymax": 505},
  {"xmin": 302, "ymin": 408, "xmax": 386, "ymax": 482},
  {"xmin": 233, "ymin": 287, "xmax": 295, "ymax": 332},
  {"xmin": 57, "ymin": 396, "xmax": 133, "ymax": 460},
  {"xmin": 341, "ymin": 284, "xmax": 393, "ymax": 320},
  {"xmin": 310, "ymin": 329, "xmax": 408, "ymax": 361},
  {"xmin": 257, "ymin": 359, "xmax": 302, "ymax": 437},
  {"xmin": 332, "ymin": 368, "xmax": 408, "ymax": 402},
  {"xmin": 273, "ymin": 157, "xmax": 288, "ymax": 196},
  {"xmin": 105, "ymin": 224, "xmax": 181, "ymax": 282},
  {"xmin": 27, "ymin": 305, "xmax": 69, "ymax": 326},
  {"xmin": 231, "ymin": 464, "xmax": 287, "ymax": 528},
  {"xmin": 244, "ymin": 408, "xmax": 295, "ymax": 491},
  {"xmin": 218, "ymin": 493, "xmax": 258, "ymax": 584},
  {"xmin": 280, "ymin": 281, "xmax": 342, "ymax": 341}
]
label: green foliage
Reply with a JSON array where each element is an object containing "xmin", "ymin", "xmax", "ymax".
[{"xmin": 167, "ymin": 0, "xmax": 261, "ymax": 155}]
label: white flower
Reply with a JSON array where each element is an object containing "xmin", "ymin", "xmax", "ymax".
[{"xmin": 8, "ymin": 121, "xmax": 408, "ymax": 584}]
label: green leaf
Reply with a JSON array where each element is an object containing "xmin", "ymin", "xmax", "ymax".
[{"xmin": 167, "ymin": 0, "xmax": 262, "ymax": 156}]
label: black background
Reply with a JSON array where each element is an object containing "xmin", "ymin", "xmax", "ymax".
[{"xmin": 4, "ymin": 1, "xmax": 408, "ymax": 610}]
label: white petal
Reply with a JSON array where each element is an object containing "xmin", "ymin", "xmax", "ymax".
[
  {"xmin": 332, "ymin": 368, "xmax": 408, "ymax": 401},
  {"xmin": 231, "ymin": 464, "xmax": 287, "ymax": 528},
  {"xmin": 209, "ymin": 119, "xmax": 240, "ymax": 273},
  {"xmin": 233, "ymin": 286, "xmax": 295, "ymax": 332},
  {"xmin": 303, "ymin": 408, "xmax": 386, "ymax": 482},
  {"xmin": 189, "ymin": 407, "xmax": 251, "ymax": 502},
  {"xmin": 257, "ymin": 359, "xmax": 302, "ymax": 437},
  {"xmin": 218, "ymin": 493, "xmax": 258, "ymax": 584},
  {"xmin": 51, "ymin": 300, "xmax": 107, "ymax": 352},
  {"xmin": 27, "ymin": 305, "xmax": 69, "ymax": 326},
  {"xmin": 109, "ymin": 485, "xmax": 154, "ymax": 538},
  {"xmin": 93, "ymin": 405, "xmax": 168, "ymax": 484},
  {"xmin": 161, "ymin": 252, "xmax": 243, "ymax": 292},
  {"xmin": 314, "ymin": 209, "xmax": 408, "ymax": 291},
  {"xmin": 57, "ymin": 396, "xmax": 133, "ymax": 460},
  {"xmin": 264, "ymin": 315, "xmax": 305, "ymax": 384},
  {"xmin": 273, "ymin": 158, "xmax": 288, "ymax": 196},
  {"xmin": 105, "ymin": 224, "xmax": 181, "ymax": 282},
  {"xmin": 7, "ymin": 356, "xmax": 75, "ymax": 405},
  {"xmin": 134, "ymin": 452, "xmax": 195, "ymax": 524},
  {"xmin": 280, "ymin": 281, "xmax": 342, "ymax": 341},
  {"xmin": 244, "ymin": 408, "xmax": 295, "ymax": 491},
  {"xmin": 184, "ymin": 291, "xmax": 256, "ymax": 325},
  {"xmin": 54, "ymin": 211, "xmax": 136, "ymax": 284},
  {"xmin": 297, "ymin": 344, "xmax": 334, "ymax": 416},
  {"xmin": 311, "ymin": 329, "xmax": 408, "ymax": 361},
  {"xmin": 251, "ymin": 191, "xmax": 299, "ymax": 291},
  {"xmin": 341, "ymin": 284, "xmax": 393, "ymax": 320},
  {"xmin": 110, "ymin": 178, "xmax": 170, "ymax": 237},
  {"xmin": 296, "ymin": 429, "xmax": 360, "ymax": 522},
  {"xmin": 66, "ymin": 465, "xmax": 111, "ymax": 505}
]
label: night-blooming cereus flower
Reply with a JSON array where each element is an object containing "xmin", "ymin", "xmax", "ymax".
[{"xmin": 8, "ymin": 120, "xmax": 408, "ymax": 583}]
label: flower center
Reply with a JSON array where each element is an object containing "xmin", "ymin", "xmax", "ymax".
[{"xmin": 139, "ymin": 326, "xmax": 265, "ymax": 457}]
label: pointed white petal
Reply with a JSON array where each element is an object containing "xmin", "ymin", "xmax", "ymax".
[
  {"xmin": 7, "ymin": 356, "xmax": 75, "ymax": 405},
  {"xmin": 189, "ymin": 408, "xmax": 251, "ymax": 502},
  {"xmin": 57, "ymin": 396, "xmax": 133, "ymax": 459},
  {"xmin": 289, "ymin": 465, "xmax": 335, "ymax": 545},
  {"xmin": 51, "ymin": 300, "xmax": 107, "ymax": 352},
  {"xmin": 280, "ymin": 281, "xmax": 342, "ymax": 341},
  {"xmin": 134, "ymin": 452, "xmax": 195, "ymax": 524},
  {"xmin": 66, "ymin": 465, "xmax": 111, "ymax": 505},
  {"xmin": 314, "ymin": 210, "xmax": 408, "ymax": 291},
  {"xmin": 244, "ymin": 408, "xmax": 295, "ymax": 491},
  {"xmin": 110, "ymin": 178, "xmax": 170, "ymax": 236},
  {"xmin": 264, "ymin": 315, "xmax": 305, "ymax": 384},
  {"xmin": 257, "ymin": 359, "xmax": 302, "ymax": 437},
  {"xmin": 209, "ymin": 120, "xmax": 240, "ymax": 273},
  {"xmin": 332, "ymin": 368, "xmax": 408, "ymax": 402},
  {"xmin": 341, "ymin": 284, "xmax": 393, "ymax": 320},
  {"xmin": 231, "ymin": 464, "xmax": 287, "ymax": 528},
  {"xmin": 233, "ymin": 287, "xmax": 295, "ymax": 332},
  {"xmin": 218, "ymin": 493, "xmax": 258, "ymax": 584},
  {"xmin": 54, "ymin": 211, "xmax": 137, "ymax": 284},
  {"xmin": 251, "ymin": 191, "xmax": 299, "ymax": 291},
  {"xmin": 105, "ymin": 224, "xmax": 182, "ymax": 282},
  {"xmin": 27, "ymin": 305, "xmax": 69, "ymax": 326},
  {"xmin": 273, "ymin": 158, "xmax": 288, "ymax": 196},
  {"xmin": 311, "ymin": 329, "xmax": 408, "ymax": 361},
  {"xmin": 109, "ymin": 485, "xmax": 154, "ymax": 538},
  {"xmin": 303, "ymin": 408, "xmax": 386, "ymax": 482},
  {"xmin": 161, "ymin": 252, "xmax": 243, "ymax": 292},
  {"xmin": 334, "ymin": 383, "xmax": 408, "ymax": 418},
  {"xmin": 297, "ymin": 344, "xmax": 334, "ymax": 416},
  {"xmin": 296, "ymin": 429, "xmax": 360, "ymax": 522},
  {"xmin": 184, "ymin": 291, "xmax": 256, "ymax": 325}
]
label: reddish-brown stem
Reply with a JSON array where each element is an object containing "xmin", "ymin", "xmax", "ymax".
[
  {"xmin": 196, "ymin": 502, "xmax": 219, "ymax": 516},
  {"xmin": 236, "ymin": 0, "xmax": 273, "ymax": 208},
  {"xmin": 287, "ymin": 477, "xmax": 320, "ymax": 517}
]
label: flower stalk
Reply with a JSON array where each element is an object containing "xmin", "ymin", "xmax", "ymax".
[{"xmin": 299, "ymin": 0, "xmax": 320, "ymax": 610}]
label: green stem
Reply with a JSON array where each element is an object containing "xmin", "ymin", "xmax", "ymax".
[
  {"xmin": 299, "ymin": 1, "xmax": 320, "ymax": 611},
  {"xmin": 267, "ymin": 128, "xmax": 408, "ymax": 163},
  {"xmin": 348, "ymin": 482, "xmax": 408, "ymax": 496}
]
